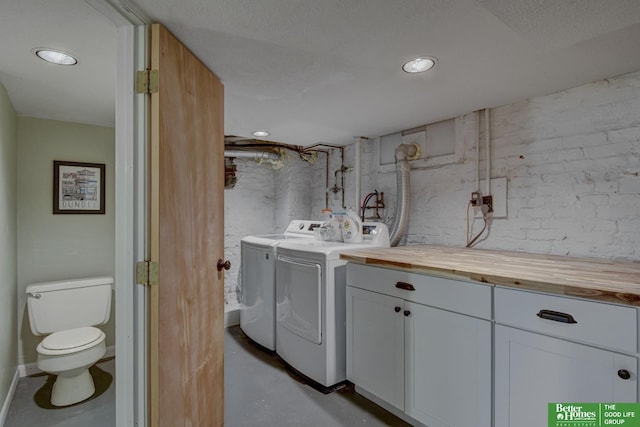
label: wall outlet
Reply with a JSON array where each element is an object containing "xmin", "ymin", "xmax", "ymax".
[
  {"xmin": 478, "ymin": 177, "xmax": 507, "ymax": 218},
  {"xmin": 470, "ymin": 191, "xmax": 481, "ymax": 206},
  {"xmin": 482, "ymin": 195, "xmax": 493, "ymax": 212}
]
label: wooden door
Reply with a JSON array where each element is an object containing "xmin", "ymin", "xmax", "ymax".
[{"xmin": 149, "ymin": 23, "xmax": 225, "ymax": 426}]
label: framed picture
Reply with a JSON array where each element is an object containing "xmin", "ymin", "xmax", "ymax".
[{"xmin": 53, "ymin": 161, "xmax": 106, "ymax": 214}]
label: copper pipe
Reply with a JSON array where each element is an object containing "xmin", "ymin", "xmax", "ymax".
[{"xmin": 303, "ymin": 144, "xmax": 346, "ymax": 209}]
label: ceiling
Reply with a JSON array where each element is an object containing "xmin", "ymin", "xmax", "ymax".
[
  {"xmin": 2, "ymin": 0, "xmax": 640, "ymax": 146},
  {"xmin": 0, "ymin": 0, "xmax": 116, "ymax": 128}
]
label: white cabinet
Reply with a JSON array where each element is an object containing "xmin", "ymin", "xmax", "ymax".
[
  {"xmin": 495, "ymin": 325, "xmax": 637, "ymax": 427},
  {"xmin": 405, "ymin": 301, "xmax": 492, "ymax": 427},
  {"xmin": 347, "ymin": 263, "xmax": 640, "ymax": 427},
  {"xmin": 346, "ymin": 264, "xmax": 492, "ymax": 427},
  {"xmin": 346, "ymin": 287, "xmax": 404, "ymax": 410},
  {"xmin": 494, "ymin": 287, "xmax": 638, "ymax": 427}
]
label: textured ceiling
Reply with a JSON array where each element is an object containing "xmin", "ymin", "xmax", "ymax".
[
  {"xmin": 2, "ymin": 0, "xmax": 640, "ymax": 145},
  {"xmin": 0, "ymin": 0, "xmax": 116, "ymax": 128}
]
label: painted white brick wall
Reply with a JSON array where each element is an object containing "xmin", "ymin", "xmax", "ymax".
[
  {"xmin": 486, "ymin": 71, "xmax": 639, "ymax": 258},
  {"xmin": 320, "ymin": 70, "xmax": 640, "ymax": 260},
  {"xmin": 274, "ymin": 152, "xmax": 314, "ymax": 228},
  {"xmin": 223, "ymin": 159, "xmax": 275, "ymax": 310},
  {"xmin": 225, "ymin": 70, "xmax": 640, "ymax": 310},
  {"xmin": 224, "ymin": 153, "xmax": 316, "ymax": 311},
  {"xmin": 308, "ymin": 146, "xmax": 361, "ymax": 216}
]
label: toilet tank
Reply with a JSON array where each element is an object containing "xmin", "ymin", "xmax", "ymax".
[{"xmin": 26, "ymin": 276, "xmax": 113, "ymax": 336}]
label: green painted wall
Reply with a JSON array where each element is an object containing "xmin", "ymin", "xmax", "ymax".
[
  {"xmin": 17, "ymin": 117, "xmax": 115, "ymax": 365},
  {"xmin": 0, "ymin": 81, "xmax": 18, "ymax": 416}
]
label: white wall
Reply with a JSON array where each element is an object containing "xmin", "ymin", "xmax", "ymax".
[
  {"xmin": 223, "ymin": 158, "xmax": 276, "ymax": 310},
  {"xmin": 17, "ymin": 117, "xmax": 115, "ymax": 366},
  {"xmin": 0, "ymin": 83, "xmax": 18, "ymax": 417},
  {"xmin": 485, "ymin": 72, "xmax": 639, "ymax": 258},
  {"xmin": 223, "ymin": 70, "xmax": 640, "ymax": 309},
  {"xmin": 223, "ymin": 153, "xmax": 317, "ymax": 311},
  {"xmin": 314, "ymin": 70, "xmax": 640, "ymax": 260},
  {"xmin": 274, "ymin": 153, "xmax": 315, "ymax": 228},
  {"xmin": 308, "ymin": 146, "xmax": 361, "ymax": 216}
]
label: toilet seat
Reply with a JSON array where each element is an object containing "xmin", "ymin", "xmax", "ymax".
[{"xmin": 38, "ymin": 327, "xmax": 105, "ymax": 356}]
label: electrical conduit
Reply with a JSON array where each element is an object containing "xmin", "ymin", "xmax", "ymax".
[
  {"xmin": 354, "ymin": 137, "xmax": 363, "ymax": 211},
  {"xmin": 484, "ymin": 108, "xmax": 491, "ymax": 196}
]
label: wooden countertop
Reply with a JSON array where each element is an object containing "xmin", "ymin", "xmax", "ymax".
[{"xmin": 341, "ymin": 245, "xmax": 640, "ymax": 306}]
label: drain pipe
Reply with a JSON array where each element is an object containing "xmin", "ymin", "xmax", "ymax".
[
  {"xmin": 389, "ymin": 144, "xmax": 418, "ymax": 247},
  {"xmin": 224, "ymin": 150, "xmax": 280, "ymax": 161}
]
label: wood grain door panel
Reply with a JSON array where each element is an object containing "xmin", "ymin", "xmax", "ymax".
[{"xmin": 149, "ymin": 22, "xmax": 225, "ymax": 427}]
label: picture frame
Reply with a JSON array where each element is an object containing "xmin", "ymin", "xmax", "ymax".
[{"xmin": 53, "ymin": 160, "xmax": 106, "ymax": 214}]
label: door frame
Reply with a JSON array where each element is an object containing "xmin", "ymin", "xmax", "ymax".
[{"xmin": 85, "ymin": 1, "xmax": 149, "ymax": 425}]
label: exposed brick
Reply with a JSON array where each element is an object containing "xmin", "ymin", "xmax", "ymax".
[
  {"xmin": 350, "ymin": 70, "xmax": 640, "ymax": 260},
  {"xmin": 225, "ymin": 70, "xmax": 640, "ymax": 312}
]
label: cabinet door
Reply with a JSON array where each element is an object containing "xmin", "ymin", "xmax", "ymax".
[
  {"xmin": 405, "ymin": 302, "xmax": 492, "ymax": 427},
  {"xmin": 495, "ymin": 325, "xmax": 638, "ymax": 427},
  {"xmin": 346, "ymin": 286, "xmax": 405, "ymax": 410}
]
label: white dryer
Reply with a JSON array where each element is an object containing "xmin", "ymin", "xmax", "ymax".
[
  {"xmin": 240, "ymin": 220, "xmax": 323, "ymax": 351},
  {"xmin": 275, "ymin": 222, "xmax": 390, "ymax": 388}
]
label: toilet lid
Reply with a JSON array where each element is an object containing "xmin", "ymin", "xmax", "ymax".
[{"xmin": 40, "ymin": 327, "xmax": 103, "ymax": 351}]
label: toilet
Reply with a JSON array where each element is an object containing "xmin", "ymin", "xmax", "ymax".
[{"xmin": 26, "ymin": 276, "xmax": 113, "ymax": 407}]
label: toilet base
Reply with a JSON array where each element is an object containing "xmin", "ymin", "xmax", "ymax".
[{"xmin": 51, "ymin": 368, "xmax": 95, "ymax": 407}]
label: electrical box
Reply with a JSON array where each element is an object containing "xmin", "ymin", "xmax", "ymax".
[
  {"xmin": 376, "ymin": 115, "xmax": 466, "ymax": 172},
  {"xmin": 470, "ymin": 191, "xmax": 481, "ymax": 206},
  {"xmin": 478, "ymin": 177, "xmax": 508, "ymax": 218}
]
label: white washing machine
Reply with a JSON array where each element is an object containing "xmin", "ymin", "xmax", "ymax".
[
  {"xmin": 275, "ymin": 222, "xmax": 390, "ymax": 388},
  {"xmin": 240, "ymin": 220, "xmax": 323, "ymax": 351}
]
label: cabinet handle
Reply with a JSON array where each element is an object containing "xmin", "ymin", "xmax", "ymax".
[
  {"xmin": 394, "ymin": 306, "xmax": 401, "ymax": 313},
  {"xmin": 618, "ymin": 369, "xmax": 631, "ymax": 380},
  {"xmin": 536, "ymin": 309, "xmax": 577, "ymax": 324},
  {"xmin": 404, "ymin": 310, "xmax": 411, "ymax": 317},
  {"xmin": 395, "ymin": 281, "xmax": 416, "ymax": 291}
]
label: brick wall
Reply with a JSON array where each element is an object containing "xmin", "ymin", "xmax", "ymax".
[
  {"xmin": 319, "ymin": 70, "xmax": 640, "ymax": 260},
  {"xmin": 224, "ymin": 153, "xmax": 315, "ymax": 310},
  {"xmin": 225, "ymin": 70, "xmax": 640, "ymax": 311},
  {"xmin": 223, "ymin": 158, "xmax": 275, "ymax": 310}
]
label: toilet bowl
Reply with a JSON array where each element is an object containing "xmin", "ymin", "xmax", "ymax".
[
  {"xmin": 26, "ymin": 276, "xmax": 113, "ymax": 407},
  {"xmin": 36, "ymin": 327, "xmax": 106, "ymax": 406}
]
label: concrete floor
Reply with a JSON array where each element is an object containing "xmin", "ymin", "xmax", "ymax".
[
  {"xmin": 4, "ymin": 327, "xmax": 409, "ymax": 426},
  {"xmin": 4, "ymin": 357, "xmax": 115, "ymax": 427},
  {"xmin": 224, "ymin": 325, "xmax": 410, "ymax": 426}
]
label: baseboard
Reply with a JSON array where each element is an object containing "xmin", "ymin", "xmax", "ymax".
[
  {"xmin": 224, "ymin": 308, "xmax": 240, "ymax": 328},
  {"xmin": 104, "ymin": 344, "xmax": 116, "ymax": 359},
  {"xmin": 17, "ymin": 361, "xmax": 38, "ymax": 378},
  {"xmin": 18, "ymin": 345, "xmax": 116, "ymax": 378},
  {"xmin": 0, "ymin": 368, "xmax": 19, "ymax": 427}
]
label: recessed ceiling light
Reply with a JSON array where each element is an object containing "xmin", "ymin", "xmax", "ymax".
[
  {"xmin": 252, "ymin": 130, "xmax": 270, "ymax": 137},
  {"xmin": 33, "ymin": 48, "xmax": 78, "ymax": 66},
  {"xmin": 402, "ymin": 57, "xmax": 436, "ymax": 74}
]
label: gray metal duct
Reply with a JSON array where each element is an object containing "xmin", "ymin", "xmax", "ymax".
[
  {"xmin": 224, "ymin": 150, "xmax": 280, "ymax": 161},
  {"xmin": 389, "ymin": 144, "xmax": 417, "ymax": 247}
]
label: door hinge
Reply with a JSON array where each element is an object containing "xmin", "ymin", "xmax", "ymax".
[
  {"xmin": 136, "ymin": 261, "xmax": 159, "ymax": 286},
  {"xmin": 136, "ymin": 69, "xmax": 159, "ymax": 94}
]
